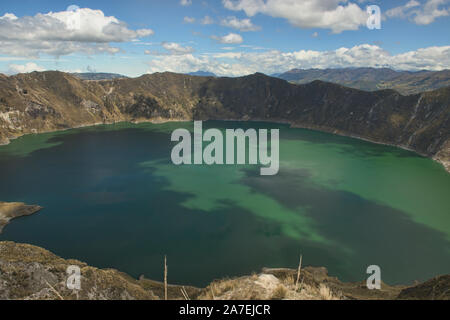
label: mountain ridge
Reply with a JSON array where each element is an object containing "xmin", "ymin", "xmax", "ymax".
[
  {"xmin": 276, "ymin": 67, "xmax": 450, "ymax": 95},
  {"xmin": 0, "ymin": 71, "xmax": 448, "ymax": 172}
]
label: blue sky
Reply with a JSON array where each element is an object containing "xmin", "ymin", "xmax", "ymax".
[{"xmin": 0, "ymin": 0, "xmax": 449, "ymax": 76}]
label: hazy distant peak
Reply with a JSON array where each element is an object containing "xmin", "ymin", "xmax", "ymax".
[
  {"xmin": 72, "ymin": 73, "xmax": 128, "ymax": 81},
  {"xmin": 186, "ymin": 71, "xmax": 216, "ymax": 77}
]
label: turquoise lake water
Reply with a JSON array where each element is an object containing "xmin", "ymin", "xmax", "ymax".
[{"xmin": 0, "ymin": 121, "xmax": 449, "ymax": 286}]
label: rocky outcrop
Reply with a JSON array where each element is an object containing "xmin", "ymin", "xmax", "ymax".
[
  {"xmin": 0, "ymin": 242, "xmax": 448, "ymax": 300},
  {"xmin": 0, "ymin": 202, "xmax": 42, "ymax": 234},
  {"xmin": 0, "ymin": 71, "xmax": 449, "ymax": 172},
  {"xmin": 0, "ymin": 241, "xmax": 158, "ymax": 300},
  {"xmin": 200, "ymin": 267, "xmax": 404, "ymax": 300},
  {"xmin": 397, "ymin": 275, "xmax": 450, "ymax": 300}
]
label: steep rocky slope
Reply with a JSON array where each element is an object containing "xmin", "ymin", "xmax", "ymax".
[
  {"xmin": 0, "ymin": 241, "xmax": 158, "ymax": 300},
  {"xmin": 0, "ymin": 242, "xmax": 448, "ymax": 300},
  {"xmin": 0, "ymin": 71, "xmax": 449, "ymax": 171}
]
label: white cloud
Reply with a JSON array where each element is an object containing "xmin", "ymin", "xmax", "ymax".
[
  {"xmin": 145, "ymin": 42, "xmax": 195, "ymax": 56},
  {"xmin": 201, "ymin": 15, "xmax": 215, "ymax": 25},
  {"xmin": 146, "ymin": 54, "xmax": 255, "ymax": 76},
  {"xmin": 212, "ymin": 33, "xmax": 244, "ymax": 44},
  {"xmin": 180, "ymin": 0, "xmax": 193, "ymax": 6},
  {"xmin": 133, "ymin": 41, "xmax": 157, "ymax": 46},
  {"xmin": 220, "ymin": 16, "xmax": 260, "ymax": 31},
  {"xmin": 62, "ymin": 68, "xmax": 83, "ymax": 73},
  {"xmin": 385, "ymin": 0, "xmax": 421, "ymax": 19},
  {"xmin": 389, "ymin": 45, "xmax": 450, "ymax": 70},
  {"xmin": 222, "ymin": 0, "xmax": 368, "ymax": 33},
  {"xmin": 386, "ymin": 0, "xmax": 449, "ymax": 25},
  {"xmin": 8, "ymin": 62, "xmax": 46, "ymax": 74},
  {"xmin": 146, "ymin": 45, "xmax": 450, "ymax": 77},
  {"xmin": 0, "ymin": 13, "xmax": 18, "ymax": 20},
  {"xmin": 184, "ymin": 16, "xmax": 196, "ymax": 23},
  {"xmin": 161, "ymin": 42, "xmax": 195, "ymax": 55},
  {"xmin": 0, "ymin": 8, "xmax": 154, "ymax": 57},
  {"xmin": 240, "ymin": 44, "xmax": 267, "ymax": 50},
  {"xmin": 213, "ymin": 52, "xmax": 243, "ymax": 59},
  {"xmin": 0, "ymin": 56, "xmax": 27, "ymax": 61}
]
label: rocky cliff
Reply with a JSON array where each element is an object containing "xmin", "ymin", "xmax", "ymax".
[{"xmin": 0, "ymin": 71, "xmax": 449, "ymax": 171}]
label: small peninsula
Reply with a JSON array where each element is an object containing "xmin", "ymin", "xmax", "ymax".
[{"xmin": 0, "ymin": 202, "xmax": 42, "ymax": 234}]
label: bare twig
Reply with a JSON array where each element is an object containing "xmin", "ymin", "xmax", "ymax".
[
  {"xmin": 164, "ymin": 255, "xmax": 168, "ymax": 301},
  {"xmin": 181, "ymin": 286, "xmax": 190, "ymax": 300},
  {"xmin": 295, "ymin": 254, "xmax": 303, "ymax": 292},
  {"xmin": 44, "ymin": 280, "xmax": 64, "ymax": 300},
  {"xmin": 210, "ymin": 285, "xmax": 216, "ymax": 300},
  {"xmin": 180, "ymin": 288, "xmax": 188, "ymax": 300}
]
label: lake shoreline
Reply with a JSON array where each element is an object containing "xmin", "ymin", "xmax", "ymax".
[
  {"xmin": 0, "ymin": 241, "xmax": 448, "ymax": 300},
  {"xmin": 1, "ymin": 117, "xmax": 448, "ymax": 174}
]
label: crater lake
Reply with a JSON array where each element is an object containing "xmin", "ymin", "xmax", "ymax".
[{"xmin": 1, "ymin": 121, "xmax": 449, "ymax": 287}]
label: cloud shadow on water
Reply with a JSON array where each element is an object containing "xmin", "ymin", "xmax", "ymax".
[{"xmin": 241, "ymin": 167, "xmax": 450, "ymax": 284}]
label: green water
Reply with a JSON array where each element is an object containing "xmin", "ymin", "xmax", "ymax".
[{"xmin": 0, "ymin": 121, "xmax": 449, "ymax": 286}]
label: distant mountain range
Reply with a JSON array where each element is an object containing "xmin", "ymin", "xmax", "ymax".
[
  {"xmin": 0, "ymin": 71, "xmax": 448, "ymax": 171},
  {"xmin": 186, "ymin": 71, "xmax": 216, "ymax": 77},
  {"xmin": 275, "ymin": 68, "xmax": 450, "ymax": 95},
  {"xmin": 72, "ymin": 72, "xmax": 128, "ymax": 80},
  {"xmin": 68, "ymin": 69, "xmax": 450, "ymax": 96}
]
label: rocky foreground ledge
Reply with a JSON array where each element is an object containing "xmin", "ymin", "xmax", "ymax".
[
  {"xmin": 0, "ymin": 202, "xmax": 42, "ymax": 234},
  {"xmin": 0, "ymin": 241, "xmax": 448, "ymax": 300}
]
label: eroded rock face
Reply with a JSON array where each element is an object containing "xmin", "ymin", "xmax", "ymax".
[
  {"xmin": 0, "ymin": 71, "xmax": 448, "ymax": 171},
  {"xmin": 25, "ymin": 102, "xmax": 59, "ymax": 119},
  {"xmin": 397, "ymin": 275, "xmax": 450, "ymax": 300}
]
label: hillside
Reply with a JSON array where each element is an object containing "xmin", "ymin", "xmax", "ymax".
[
  {"xmin": 1, "ymin": 241, "xmax": 448, "ymax": 300},
  {"xmin": 277, "ymin": 68, "xmax": 450, "ymax": 95},
  {"xmin": 0, "ymin": 71, "xmax": 448, "ymax": 171}
]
